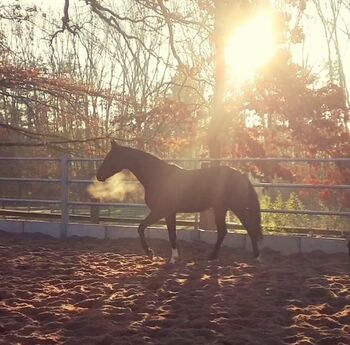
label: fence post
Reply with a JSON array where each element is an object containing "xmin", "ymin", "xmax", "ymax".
[
  {"xmin": 194, "ymin": 159, "xmax": 199, "ymax": 231},
  {"xmin": 90, "ymin": 160, "xmax": 100, "ymax": 223},
  {"xmin": 61, "ymin": 154, "xmax": 69, "ymax": 238},
  {"xmin": 90, "ymin": 197, "xmax": 100, "ymax": 223},
  {"xmin": 199, "ymin": 161, "xmax": 216, "ymax": 231}
]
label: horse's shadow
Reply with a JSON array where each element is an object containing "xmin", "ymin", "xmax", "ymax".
[
  {"xmin": 124, "ymin": 241, "xmax": 349, "ymax": 345},
  {"xmin": 111, "ymin": 241, "xmax": 287, "ymax": 344},
  {"xmin": 56, "ymin": 238, "xmax": 349, "ymax": 345}
]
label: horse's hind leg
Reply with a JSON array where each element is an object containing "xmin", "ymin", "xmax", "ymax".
[
  {"xmin": 208, "ymin": 208, "xmax": 228, "ymax": 260},
  {"xmin": 166, "ymin": 214, "xmax": 178, "ymax": 264},
  {"xmin": 234, "ymin": 208, "xmax": 261, "ymax": 260},
  {"xmin": 138, "ymin": 212, "xmax": 163, "ymax": 259}
]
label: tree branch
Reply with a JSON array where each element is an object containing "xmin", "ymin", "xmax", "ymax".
[
  {"xmin": 50, "ymin": 0, "xmax": 79, "ymax": 45},
  {"xmin": 156, "ymin": 0, "xmax": 183, "ymax": 68}
]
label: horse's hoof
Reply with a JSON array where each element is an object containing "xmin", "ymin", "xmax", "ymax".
[
  {"xmin": 169, "ymin": 257, "xmax": 178, "ymax": 264},
  {"xmin": 147, "ymin": 249, "xmax": 154, "ymax": 260},
  {"xmin": 256, "ymin": 255, "xmax": 263, "ymax": 264}
]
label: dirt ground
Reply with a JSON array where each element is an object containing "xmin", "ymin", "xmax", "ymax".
[{"xmin": 0, "ymin": 230, "xmax": 349, "ymax": 345}]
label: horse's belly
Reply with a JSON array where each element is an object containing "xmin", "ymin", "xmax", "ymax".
[
  {"xmin": 176, "ymin": 202, "xmax": 211, "ymax": 213},
  {"xmin": 172, "ymin": 192, "xmax": 213, "ymax": 213},
  {"xmin": 146, "ymin": 174, "xmax": 231, "ymax": 213},
  {"xmin": 146, "ymin": 190, "xmax": 212, "ymax": 213}
]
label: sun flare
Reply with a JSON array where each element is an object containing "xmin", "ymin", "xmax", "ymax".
[{"xmin": 225, "ymin": 11, "xmax": 276, "ymax": 83}]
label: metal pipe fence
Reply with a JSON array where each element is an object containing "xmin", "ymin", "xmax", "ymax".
[{"xmin": 0, "ymin": 156, "xmax": 349, "ymax": 237}]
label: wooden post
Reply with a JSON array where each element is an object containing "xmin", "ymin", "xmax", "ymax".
[
  {"xmin": 60, "ymin": 154, "xmax": 69, "ymax": 238},
  {"xmin": 199, "ymin": 162, "xmax": 217, "ymax": 230},
  {"xmin": 90, "ymin": 197, "xmax": 100, "ymax": 224}
]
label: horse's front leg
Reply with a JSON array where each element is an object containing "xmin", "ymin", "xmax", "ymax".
[
  {"xmin": 166, "ymin": 214, "xmax": 178, "ymax": 264},
  {"xmin": 138, "ymin": 212, "xmax": 163, "ymax": 259}
]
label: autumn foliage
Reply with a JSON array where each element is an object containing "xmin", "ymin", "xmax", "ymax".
[{"xmin": 0, "ymin": 1, "xmax": 349, "ymax": 210}]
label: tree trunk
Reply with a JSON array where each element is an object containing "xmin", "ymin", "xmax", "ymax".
[
  {"xmin": 201, "ymin": 1, "xmax": 232, "ymax": 231},
  {"xmin": 207, "ymin": 1, "xmax": 227, "ymax": 160}
]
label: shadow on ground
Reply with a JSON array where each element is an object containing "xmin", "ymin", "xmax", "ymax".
[{"xmin": 0, "ymin": 230, "xmax": 349, "ymax": 345}]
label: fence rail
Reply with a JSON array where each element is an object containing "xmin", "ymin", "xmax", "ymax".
[{"xmin": 1, "ymin": 156, "xmax": 349, "ymax": 237}]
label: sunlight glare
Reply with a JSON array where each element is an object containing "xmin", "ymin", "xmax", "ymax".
[{"xmin": 225, "ymin": 11, "xmax": 276, "ymax": 83}]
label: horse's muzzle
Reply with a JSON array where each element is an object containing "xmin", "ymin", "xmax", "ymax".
[{"xmin": 96, "ymin": 174, "xmax": 106, "ymax": 182}]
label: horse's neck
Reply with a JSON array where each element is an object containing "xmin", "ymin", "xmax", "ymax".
[{"xmin": 126, "ymin": 149, "xmax": 168, "ymax": 189}]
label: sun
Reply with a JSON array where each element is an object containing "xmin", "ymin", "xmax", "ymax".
[{"xmin": 225, "ymin": 11, "xmax": 276, "ymax": 83}]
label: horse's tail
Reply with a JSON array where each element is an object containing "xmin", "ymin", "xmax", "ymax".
[{"xmin": 247, "ymin": 180, "xmax": 263, "ymax": 242}]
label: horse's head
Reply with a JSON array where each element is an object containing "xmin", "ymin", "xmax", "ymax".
[{"xmin": 96, "ymin": 140, "xmax": 125, "ymax": 182}]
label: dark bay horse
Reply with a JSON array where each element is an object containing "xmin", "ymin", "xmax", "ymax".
[{"xmin": 97, "ymin": 141, "xmax": 263, "ymax": 263}]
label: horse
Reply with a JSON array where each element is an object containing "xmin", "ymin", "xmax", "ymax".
[{"xmin": 96, "ymin": 141, "xmax": 263, "ymax": 263}]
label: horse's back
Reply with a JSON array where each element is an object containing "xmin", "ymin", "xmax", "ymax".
[{"xmin": 149, "ymin": 165, "xmax": 251, "ymax": 213}]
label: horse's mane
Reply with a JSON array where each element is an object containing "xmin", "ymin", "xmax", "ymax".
[{"xmin": 121, "ymin": 146, "xmax": 169, "ymax": 167}]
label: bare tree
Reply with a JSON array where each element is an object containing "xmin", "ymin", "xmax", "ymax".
[{"xmin": 312, "ymin": 0, "xmax": 349, "ymax": 111}]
